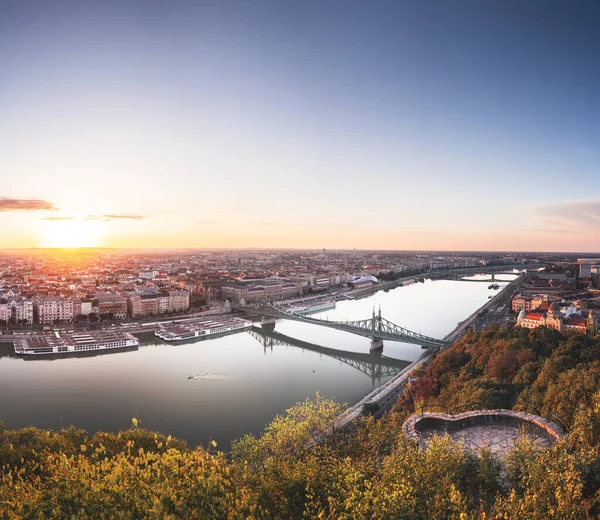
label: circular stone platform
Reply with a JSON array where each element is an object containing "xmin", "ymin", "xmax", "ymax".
[{"xmin": 403, "ymin": 409, "xmax": 564, "ymax": 457}]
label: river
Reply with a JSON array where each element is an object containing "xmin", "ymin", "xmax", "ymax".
[{"xmin": 0, "ymin": 274, "xmax": 516, "ymax": 449}]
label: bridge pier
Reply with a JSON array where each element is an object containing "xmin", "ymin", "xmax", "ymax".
[
  {"xmin": 261, "ymin": 317, "xmax": 276, "ymax": 330},
  {"xmin": 370, "ymin": 339, "xmax": 384, "ymax": 351}
]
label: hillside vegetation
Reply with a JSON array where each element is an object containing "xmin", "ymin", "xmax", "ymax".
[{"xmin": 3, "ymin": 326, "xmax": 600, "ymax": 519}]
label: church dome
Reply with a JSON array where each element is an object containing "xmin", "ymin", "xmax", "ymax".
[
  {"xmin": 548, "ymin": 302, "xmax": 560, "ymax": 312},
  {"xmin": 518, "ymin": 309, "xmax": 526, "ymax": 321}
]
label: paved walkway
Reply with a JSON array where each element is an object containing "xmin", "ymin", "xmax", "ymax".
[{"xmin": 421, "ymin": 424, "xmax": 552, "ymax": 456}]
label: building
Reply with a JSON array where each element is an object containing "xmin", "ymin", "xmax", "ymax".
[
  {"xmin": 33, "ymin": 296, "xmax": 74, "ymax": 324},
  {"xmin": 516, "ymin": 303, "xmax": 587, "ymax": 334},
  {"xmin": 168, "ymin": 290, "xmax": 190, "ymax": 311},
  {"xmin": 348, "ymin": 275, "xmax": 378, "ymax": 289},
  {"xmin": 516, "ymin": 310, "xmax": 545, "ymax": 329},
  {"xmin": 512, "ymin": 294, "xmax": 550, "ymax": 312},
  {"xmin": 307, "ymin": 275, "xmax": 331, "ymax": 290},
  {"xmin": 96, "ymin": 294, "xmax": 127, "ymax": 319},
  {"xmin": 81, "ymin": 300, "xmax": 94, "ymax": 316},
  {"xmin": 127, "ymin": 295, "xmax": 143, "ymax": 317},
  {"xmin": 578, "ymin": 259, "xmax": 600, "ymax": 278},
  {"xmin": 512, "ymin": 295, "xmax": 534, "ymax": 312},
  {"xmin": 158, "ymin": 294, "xmax": 170, "ymax": 314},
  {"xmin": 0, "ymin": 296, "xmax": 34, "ymax": 324},
  {"xmin": 221, "ymin": 280, "xmax": 303, "ymax": 304},
  {"xmin": 140, "ymin": 296, "xmax": 159, "ymax": 316}
]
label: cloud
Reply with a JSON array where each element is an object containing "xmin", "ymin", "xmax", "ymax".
[
  {"xmin": 256, "ymin": 222, "xmax": 276, "ymax": 226},
  {"xmin": 0, "ymin": 198, "xmax": 57, "ymax": 212},
  {"xmin": 535, "ymin": 201, "xmax": 600, "ymax": 231},
  {"xmin": 84, "ymin": 214, "xmax": 145, "ymax": 222},
  {"xmin": 197, "ymin": 220, "xmax": 217, "ymax": 224},
  {"xmin": 39, "ymin": 216, "xmax": 74, "ymax": 221}
]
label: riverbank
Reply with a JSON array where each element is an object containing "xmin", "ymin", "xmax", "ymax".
[{"xmin": 331, "ymin": 273, "xmax": 524, "ymax": 432}]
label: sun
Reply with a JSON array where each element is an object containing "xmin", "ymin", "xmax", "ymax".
[{"xmin": 40, "ymin": 219, "xmax": 100, "ymax": 248}]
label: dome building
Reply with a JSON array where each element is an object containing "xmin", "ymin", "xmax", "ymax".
[{"xmin": 516, "ymin": 300, "xmax": 588, "ymax": 335}]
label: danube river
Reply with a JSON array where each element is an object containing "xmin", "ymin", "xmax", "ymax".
[{"xmin": 0, "ymin": 275, "xmax": 515, "ymax": 449}]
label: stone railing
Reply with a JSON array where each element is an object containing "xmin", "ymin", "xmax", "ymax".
[{"xmin": 403, "ymin": 409, "xmax": 564, "ymax": 446}]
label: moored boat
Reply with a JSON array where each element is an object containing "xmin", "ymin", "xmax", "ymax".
[
  {"xmin": 14, "ymin": 331, "xmax": 139, "ymax": 356},
  {"xmin": 155, "ymin": 317, "xmax": 252, "ymax": 342}
]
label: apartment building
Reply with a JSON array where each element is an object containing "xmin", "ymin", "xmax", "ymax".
[
  {"xmin": 158, "ymin": 294, "xmax": 170, "ymax": 314},
  {"xmin": 141, "ymin": 296, "xmax": 159, "ymax": 316},
  {"xmin": 127, "ymin": 295, "xmax": 143, "ymax": 317},
  {"xmin": 33, "ymin": 296, "xmax": 74, "ymax": 324},
  {"xmin": 96, "ymin": 294, "xmax": 127, "ymax": 319},
  {"xmin": 168, "ymin": 290, "xmax": 190, "ymax": 311},
  {"xmin": 0, "ymin": 295, "xmax": 34, "ymax": 324}
]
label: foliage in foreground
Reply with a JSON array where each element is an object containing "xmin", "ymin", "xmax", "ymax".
[{"xmin": 2, "ymin": 328, "xmax": 600, "ymax": 518}]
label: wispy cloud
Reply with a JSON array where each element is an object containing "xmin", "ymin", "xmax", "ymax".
[
  {"xmin": 84, "ymin": 214, "xmax": 145, "ymax": 222},
  {"xmin": 40, "ymin": 216, "xmax": 74, "ymax": 221},
  {"xmin": 197, "ymin": 220, "xmax": 217, "ymax": 224},
  {"xmin": 535, "ymin": 200, "xmax": 600, "ymax": 231},
  {"xmin": 256, "ymin": 222, "xmax": 276, "ymax": 226},
  {"xmin": 0, "ymin": 198, "xmax": 57, "ymax": 212}
]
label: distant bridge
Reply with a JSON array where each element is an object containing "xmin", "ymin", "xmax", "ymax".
[
  {"xmin": 236, "ymin": 301, "xmax": 448, "ymax": 350},
  {"xmin": 248, "ymin": 327, "xmax": 409, "ymax": 383},
  {"xmin": 427, "ymin": 264, "xmax": 541, "ymax": 280}
]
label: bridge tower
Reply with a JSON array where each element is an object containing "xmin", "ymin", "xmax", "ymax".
[{"xmin": 370, "ymin": 306, "xmax": 384, "ymax": 351}]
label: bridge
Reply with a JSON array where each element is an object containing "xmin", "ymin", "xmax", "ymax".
[
  {"xmin": 427, "ymin": 264, "xmax": 542, "ymax": 280},
  {"xmin": 248, "ymin": 327, "xmax": 409, "ymax": 384},
  {"xmin": 236, "ymin": 301, "xmax": 449, "ymax": 350}
]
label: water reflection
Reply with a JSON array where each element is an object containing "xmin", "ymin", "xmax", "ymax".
[{"xmin": 248, "ymin": 326, "xmax": 409, "ymax": 385}]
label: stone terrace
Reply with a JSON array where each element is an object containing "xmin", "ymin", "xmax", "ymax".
[{"xmin": 403, "ymin": 409, "xmax": 564, "ymax": 457}]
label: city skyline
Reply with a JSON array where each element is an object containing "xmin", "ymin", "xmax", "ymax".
[{"xmin": 1, "ymin": 0, "xmax": 599, "ymax": 252}]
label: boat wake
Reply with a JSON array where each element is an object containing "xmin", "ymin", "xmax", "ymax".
[{"xmin": 187, "ymin": 371, "xmax": 230, "ymax": 382}]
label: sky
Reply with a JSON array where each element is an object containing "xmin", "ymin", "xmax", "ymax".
[{"xmin": 0, "ymin": 0, "xmax": 598, "ymax": 251}]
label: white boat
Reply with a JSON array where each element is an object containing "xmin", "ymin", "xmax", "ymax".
[
  {"xmin": 14, "ymin": 331, "xmax": 139, "ymax": 356},
  {"xmin": 285, "ymin": 300, "xmax": 336, "ymax": 315},
  {"xmin": 155, "ymin": 317, "xmax": 252, "ymax": 342}
]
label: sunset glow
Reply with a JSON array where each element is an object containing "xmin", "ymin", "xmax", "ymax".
[
  {"xmin": 39, "ymin": 219, "xmax": 101, "ymax": 249},
  {"xmin": 0, "ymin": 1, "xmax": 598, "ymax": 252}
]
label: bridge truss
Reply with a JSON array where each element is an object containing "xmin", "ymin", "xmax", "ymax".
[{"xmin": 240, "ymin": 302, "xmax": 448, "ymax": 349}]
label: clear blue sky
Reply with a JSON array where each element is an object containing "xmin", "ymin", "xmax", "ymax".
[{"xmin": 0, "ymin": 0, "xmax": 598, "ymax": 251}]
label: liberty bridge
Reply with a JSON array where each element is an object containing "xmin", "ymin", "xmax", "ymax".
[{"xmin": 236, "ymin": 301, "xmax": 449, "ymax": 351}]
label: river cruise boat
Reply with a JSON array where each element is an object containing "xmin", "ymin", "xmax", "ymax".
[
  {"xmin": 14, "ymin": 331, "xmax": 139, "ymax": 356},
  {"xmin": 154, "ymin": 317, "xmax": 252, "ymax": 342},
  {"xmin": 285, "ymin": 300, "xmax": 336, "ymax": 315}
]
